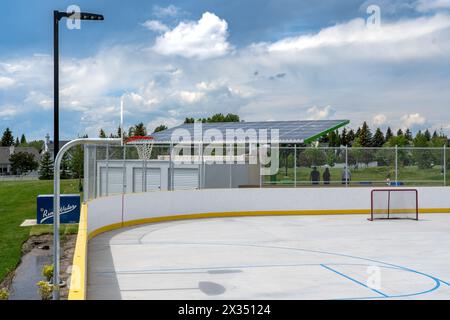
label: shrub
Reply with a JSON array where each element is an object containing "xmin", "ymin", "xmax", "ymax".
[
  {"xmin": 0, "ymin": 288, "xmax": 9, "ymax": 300},
  {"xmin": 37, "ymin": 281, "xmax": 53, "ymax": 300},
  {"xmin": 42, "ymin": 264, "xmax": 54, "ymax": 282}
]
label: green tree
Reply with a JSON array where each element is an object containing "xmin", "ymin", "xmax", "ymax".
[
  {"xmin": 327, "ymin": 130, "xmax": 340, "ymax": 147},
  {"xmin": 153, "ymin": 124, "xmax": 168, "ymax": 133},
  {"xmin": 357, "ymin": 122, "xmax": 373, "ymax": 147},
  {"xmin": 99, "ymin": 129, "xmax": 107, "ymax": 138},
  {"xmin": 184, "ymin": 117, "xmax": 195, "ymax": 124},
  {"xmin": 385, "ymin": 127, "xmax": 393, "ymax": 142},
  {"xmin": 413, "ymin": 132, "xmax": 433, "ymax": 169},
  {"xmin": 397, "ymin": 129, "xmax": 404, "ymax": 137},
  {"xmin": 130, "ymin": 122, "xmax": 147, "ymax": 137},
  {"xmin": 347, "ymin": 129, "xmax": 355, "ymax": 146},
  {"xmin": 9, "ymin": 152, "xmax": 38, "ymax": 175},
  {"xmin": 69, "ymin": 145, "xmax": 84, "ymax": 191},
  {"xmin": 424, "ymin": 129, "xmax": 431, "ymax": 141},
  {"xmin": 20, "ymin": 134, "xmax": 27, "ymax": 145},
  {"xmin": 14, "ymin": 137, "xmax": 20, "ymax": 147},
  {"xmin": 405, "ymin": 129, "xmax": 413, "ymax": 142},
  {"xmin": 340, "ymin": 128, "xmax": 348, "ymax": 146},
  {"xmin": 60, "ymin": 153, "xmax": 71, "ymax": 179},
  {"xmin": 1, "ymin": 128, "xmax": 14, "ymax": 146},
  {"xmin": 372, "ymin": 128, "xmax": 385, "ymax": 147},
  {"xmin": 298, "ymin": 148, "xmax": 327, "ymax": 167},
  {"xmin": 39, "ymin": 152, "xmax": 54, "ymax": 180}
]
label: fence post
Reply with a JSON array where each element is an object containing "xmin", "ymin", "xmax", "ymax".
[
  {"xmin": 345, "ymin": 145, "xmax": 348, "ymax": 187},
  {"xmin": 169, "ymin": 143, "xmax": 173, "ymax": 191},
  {"xmin": 294, "ymin": 145, "xmax": 297, "ymax": 188},
  {"xmin": 395, "ymin": 145, "xmax": 398, "ymax": 185},
  {"xmin": 122, "ymin": 144, "xmax": 126, "ymax": 194},
  {"xmin": 93, "ymin": 145, "xmax": 97, "ymax": 198},
  {"xmin": 229, "ymin": 143, "xmax": 232, "ymax": 189},
  {"xmin": 444, "ymin": 145, "xmax": 447, "ymax": 186},
  {"xmin": 105, "ymin": 144, "xmax": 109, "ymax": 196}
]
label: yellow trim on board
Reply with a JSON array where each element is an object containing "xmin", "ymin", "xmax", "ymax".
[
  {"xmin": 68, "ymin": 203, "xmax": 88, "ymax": 300},
  {"xmin": 86, "ymin": 207, "xmax": 449, "ymax": 240},
  {"xmin": 76, "ymin": 205, "xmax": 450, "ymax": 300}
]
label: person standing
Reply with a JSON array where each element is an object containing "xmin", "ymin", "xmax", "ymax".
[
  {"xmin": 342, "ymin": 166, "xmax": 351, "ymax": 184},
  {"xmin": 310, "ymin": 166, "xmax": 320, "ymax": 185},
  {"xmin": 323, "ymin": 167, "xmax": 331, "ymax": 185}
]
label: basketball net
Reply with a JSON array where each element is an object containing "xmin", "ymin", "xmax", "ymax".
[{"xmin": 125, "ymin": 136, "xmax": 154, "ymax": 160}]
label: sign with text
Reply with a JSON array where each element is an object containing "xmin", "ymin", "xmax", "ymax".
[{"xmin": 37, "ymin": 194, "xmax": 81, "ymax": 224}]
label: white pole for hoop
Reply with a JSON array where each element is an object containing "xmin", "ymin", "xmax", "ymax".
[{"xmin": 120, "ymin": 98, "xmax": 124, "ymax": 146}]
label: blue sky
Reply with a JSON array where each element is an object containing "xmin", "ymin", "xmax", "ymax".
[{"xmin": 1, "ymin": 0, "xmax": 450, "ymax": 140}]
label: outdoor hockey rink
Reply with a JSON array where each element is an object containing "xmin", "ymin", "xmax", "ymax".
[{"xmin": 87, "ymin": 214, "xmax": 450, "ymax": 300}]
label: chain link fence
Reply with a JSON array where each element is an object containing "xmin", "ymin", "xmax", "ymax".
[{"xmin": 84, "ymin": 144, "xmax": 449, "ymax": 201}]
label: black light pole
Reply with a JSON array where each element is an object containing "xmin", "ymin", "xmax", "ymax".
[{"xmin": 53, "ymin": 10, "xmax": 104, "ymax": 160}]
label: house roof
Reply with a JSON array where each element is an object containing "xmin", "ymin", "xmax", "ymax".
[
  {"xmin": 147, "ymin": 120, "xmax": 350, "ymax": 144},
  {"xmin": 0, "ymin": 146, "xmax": 41, "ymax": 164}
]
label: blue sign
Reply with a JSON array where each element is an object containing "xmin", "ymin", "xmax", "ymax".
[{"xmin": 37, "ymin": 194, "xmax": 81, "ymax": 224}]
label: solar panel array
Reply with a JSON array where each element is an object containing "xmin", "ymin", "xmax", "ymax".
[{"xmin": 149, "ymin": 120, "xmax": 349, "ymax": 144}]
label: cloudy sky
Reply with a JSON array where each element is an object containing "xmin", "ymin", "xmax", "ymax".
[{"xmin": 1, "ymin": 0, "xmax": 450, "ymax": 140}]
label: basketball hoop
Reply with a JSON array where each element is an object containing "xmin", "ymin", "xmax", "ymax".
[{"xmin": 125, "ymin": 136, "xmax": 154, "ymax": 160}]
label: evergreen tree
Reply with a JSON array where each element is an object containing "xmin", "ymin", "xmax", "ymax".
[
  {"xmin": 347, "ymin": 129, "xmax": 356, "ymax": 147},
  {"xmin": 397, "ymin": 129, "xmax": 404, "ymax": 137},
  {"xmin": 372, "ymin": 128, "xmax": 385, "ymax": 147},
  {"xmin": 39, "ymin": 152, "xmax": 54, "ymax": 180},
  {"xmin": 357, "ymin": 122, "xmax": 373, "ymax": 147},
  {"xmin": 405, "ymin": 129, "xmax": 413, "ymax": 141},
  {"xmin": 60, "ymin": 153, "xmax": 71, "ymax": 179},
  {"xmin": 432, "ymin": 130, "xmax": 438, "ymax": 140},
  {"xmin": 20, "ymin": 134, "xmax": 27, "ymax": 145},
  {"xmin": 153, "ymin": 124, "xmax": 168, "ymax": 133},
  {"xmin": 99, "ymin": 129, "xmax": 107, "ymax": 138},
  {"xmin": 15, "ymin": 137, "xmax": 20, "ymax": 147},
  {"xmin": 424, "ymin": 129, "xmax": 431, "ymax": 141},
  {"xmin": 117, "ymin": 126, "xmax": 122, "ymax": 139},
  {"xmin": 184, "ymin": 117, "xmax": 195, "ymax": 124},
  {"xmin": 340, "ymin": 128, "xmax": 348, "ymax": 146},
  {"xmin": 355, "ymin": 127, "xmax": 361, "ymax": 141},
  {"xmin": 1, "ymin": 128, "xmax": 14, "ymax": 146},
  {"xmin": 132, "ymin": 122, "xmax": 147, "ymax": 137},
  {"xmin": 385, "ymin": 127, "xmax": 393, "ymax": 142}
]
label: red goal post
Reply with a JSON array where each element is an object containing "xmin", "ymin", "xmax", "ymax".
[{"xmin": 370, "ymin": 189, "xmax": 419, "ymax": 221}]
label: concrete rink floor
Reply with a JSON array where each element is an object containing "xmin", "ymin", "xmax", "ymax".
[{"xmin": 87, "ymin": 214, "xmax": 450, "ymax": 300}]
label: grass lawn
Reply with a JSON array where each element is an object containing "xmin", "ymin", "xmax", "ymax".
[{"xmin": 0, "ymin": 179, "xmax": 80, "ymax": 283}]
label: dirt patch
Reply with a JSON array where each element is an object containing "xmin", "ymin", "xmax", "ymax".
[{"xmin": 1, "ymin": 233, "xmax": 77, "ymax": 300}]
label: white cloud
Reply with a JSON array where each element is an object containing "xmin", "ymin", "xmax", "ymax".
[
  {"xmin": 152, "ymin": 5, "xmax": 181, "ymax": 18},
  {"xmin": 0, "ymin": 107, "xmax": 18, "ymax": 118},
  {"xmin": 373, "ymin": 114, "xmax": 387, "ymax": 126},
  {"xmin": 142, "ymin": 20, "xmax": 169, "ymax": 33},
  {"xmin": 0, "ymin": 76, "xmax": 15, "ymax": 88},
  {"xmin": 306, "ymin": 106, "xmax": 335, "ymax": 120},
  {"xmin": 264, "ymin": 14, "xmax": 450, "ymax": 60},
  {"xmin": 24, "ymin": 91, "xmax": 53, "ymax": 110},
  {"xmin": 401, "ymin": 113, "xmax": 427, "ymax": 128},
  {"xmin": 178, "ymin": 91, "xmax": 205, "ymax": 104},
  {"xmin": 153, "ymin": 12, "xmax": 232, "ymax": 59},
  {"xmin": 415, "ymin": 0, "xmax": 450, "ymax": 12}
]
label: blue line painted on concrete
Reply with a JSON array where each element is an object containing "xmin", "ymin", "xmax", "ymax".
[
  {"xmin": 139, "ymin": 240, "xmax": 449, "ymax": 298},
  {"xmin": 320, "ymin": 264, "xmax": 388, "ymax": 297}
]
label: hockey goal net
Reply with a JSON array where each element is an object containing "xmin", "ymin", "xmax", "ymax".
[{"xmin": 370, "ymin": 189, "xmax": 419, "ymax": 221}]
